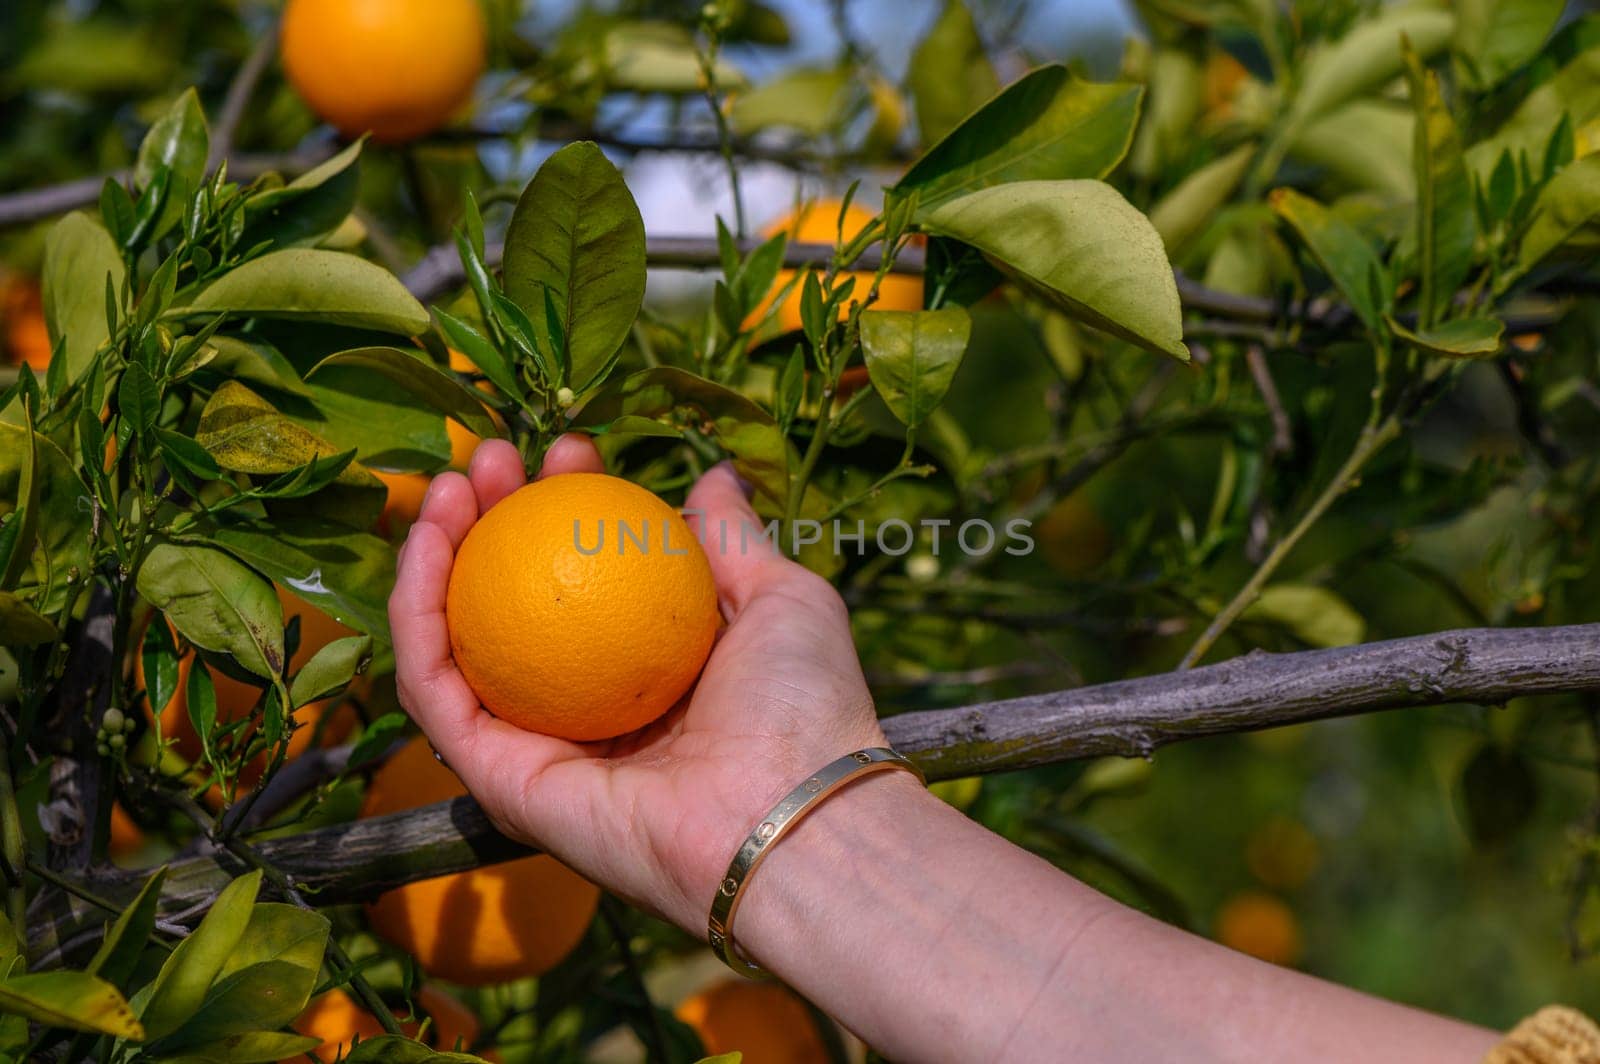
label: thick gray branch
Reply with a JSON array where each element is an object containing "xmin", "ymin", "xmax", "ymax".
[{"xmin": 27, "ymin": 623, "xmax": 1600, "ymax": 958}]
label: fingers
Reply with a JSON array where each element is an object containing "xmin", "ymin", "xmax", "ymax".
[
  {"xmin": 389, "ymin": 520, "xmax": 485, "ymax": 766},
  {"xmin": 684, "ymin": 462, "xmax": 799, "ymax": 617},
  {"xmin": 417, "ymin": 472, "xmax": 478, "ymax": 549},
  {"xmin": 537, "ymin": 433, "xmax": 605, "ymax": 479},
  {"xmin": 467, "ymin": 439, "xmax": 526, "ymax": 512}
]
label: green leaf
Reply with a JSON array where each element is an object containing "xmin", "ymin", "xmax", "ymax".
[
  {"xmin": 434, "ymin": 307, "xmax": 525, "ymax": 406},
  {"xmin": 347, "ymin": 711, "xmax": 408, "ymax": 771},
  {"xmin": 1509, "ymin": 153, "xmax": 1600, "ymax": 282},
  {"xmin": 118, "ymin": 362, "xmax": 160, "ymax": 436},
  {"xmin": 186, "ymin": 664, "xmax": 218, "ymax": 763},
  {"xmin": 150, "ymin": 960, "xmax": 317, "ymax": 1052},
  {"xmin": 1388, "ymin": 316, "xmax": 1504, "ymax": 358},
  {"xmin": 196, "ymin": 381, "xmax": 384, "ymax": 494},
  {"xmin": 859, "ymin": 308, "xmax": 972, "ymax": 428},
  {"xmin": 201, "ymin": 518, "xmax": 396, "ymax": 649},
  {"xmin": 1404, "ymin": 47, "xmax": 1474, "ymax": 328},
  {"xmin": 1454, "ymin": 0, "xmax": 1565, "ymax": 90},
  {"xmin": 200, "ymin": 336, "xmax": 312, "ymax": 397},
  {"xmin": 729, "ymin": 68, "xmax": 854, "ymax": 137},
  {"xmin": 1127, "ymin": 38, "xmax": 1206, "ymax": 182},
  {"xmin": 185, "ymin": 250, "xmax": 431, "ymax": 335},
  {"xmin": 141, "ymin": 619, "xmax": 181, "ymax": 725},
  {"xmin": 134, "ymin": 88, "xmax": 209, "ymax": 242},
  {"xmin": 907, "ymin": 0, "xmax": 1000, "ymax": 146},
  {"xmin": 135, "ymin": 543, "xmax": 284, "ymax": 682},
  {"xmin": 1269, "ymin": 188, "xmax": 1389, "ymax": 333},
  {"xmin": 42, "ymin": 212, "xmax": 125, "ymax": 387},
  {"xmin": 0, "ymin": 590, "xmax": 56, "ymax": 645},
  {"xmin": 147, "ymin": 1030, "xmax": 322, "ymax": 1063},
  {"xmin": 1148, "ymin": 144, "xmax": 1257, "ymax": 256},
  {"xmin": 576, "ymin": 367, "xmax": 791, "ymax": 507},
  {"xmin": 156, "ymin": 428, "xmax": 224, "ymax": 481},
  {"xmin": 0, "ymin": 405, "xmax": 38, "ymax": 592},
  {"xmin": 1286, "ymin": 7, "xmax": 1456, "ymax": 131},
  {"xmin": 0, "ymin": 971, "xmax": 143, "ymax": 1039},
  {"xmin": 289, "ymin": 635, "xmax": 372, "ymax": 708},
  {"xmin": 921, "ymin": 180, "xmax": 1188, "ymax": 360},
  {"xmin": 306, "ymin": 347, "xmax": 499, "ymax": 439},
  {"xmin": 896, "ymin": 65, "xmax": 1142, "ymax": 216},
  {"xmin": 0, "ymin": 426, "xmax": 90, "ymax": 615},
  {"xmin": 502, "ymin": 142, "xmax": 647, "ymax": 392},
  {"xmin": 138, "ymin": 871, "xmax": 262, "ymax": 1042},
  {"xmin": 1289, "ymin": 100, "xmax": 1415, "ymax": 198},
  {"xmin": 240, "ymin": 139, "xmax": 364, "ymax": 251},
  {"xmin": 88, "ymin": 867, "xmax": 168, "ymax": 991},
  {"xmin": 603, "ymin": 21, "xmax": 745, "ymax": 94},
  {"xmin": 1466, "ymin": 17, "xmax": 1600, "ymax": 177},
  {"xmin": 1242, "ymin": 584, "xmax": 1365, "ymax": 648}
]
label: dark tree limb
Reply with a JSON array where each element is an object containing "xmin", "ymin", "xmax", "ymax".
[{"xmin": 26, "ymin": 623, "xmax": 1600, "ymax": 958}]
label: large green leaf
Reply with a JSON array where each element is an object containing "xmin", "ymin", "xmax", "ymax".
[
  {"xmin": 199, "ymin": 337, "xmax": 312, "ymax": 397},
  {"xmin": 1289, "ymin": 101, "xmax": 1415, "ymax": 197},
  {"xmin": 88, "ymin": 867, "xmax": 168, "ymax": 991},
  {"xmin": 307, "ymin": 347, "xmax": 498, "ymax": 439},
  {"xmin": 896, "ymin": 65, "xmax": 1143, "ymax": 215},
  {"xmin": 138, "ymin": 871, "xmax": 262, "ymax": 1042},
  {"xmin": 576, "ymin": 367, "xmax": 791, "ymax": 507},
  {"xmin": 240, "ymin": 140, "xmax": 364, "ymax": 252},
  {"xmin": 219, "ymin": 904, "xmax": 330, "ymax": 981},
  {"xmin": 921, "ymin": 180, "xmax": 1188, "ymax": 360},
  {"xmin": 1269, "ymin": 188, "xmax": 1389, "ymax": 333},
  {"xmin": 135, "ymin": 88, "xmax": 209, "ymax": 241},
  {"xmin": 907, "ymin": 0, "xmax": 999, "ymax": 146},
  {"xmin": 1466, "ymin": 17, "xmax": 1600, "ymax": 176},
  {"xmin": 135, "ymin": 543, "xmax": 284, "ymax": 681},
  {"xmin": 1454, "ymin": 0, "xmax": 1565, "ymax": 89},
  {"xmin": 729, "ymin": 67, "xmax": 854, "ymax": 137},
  {"xmin": 859, "ymin": 309, "xmax": 972, "ymax": 428},
  {"xmin": 0, "ymin": 971, "xmax": 143, "ymax": 1039},
  {"xmin": 1509, "ymin": 153, "xmax": 1600, "ymax": 284},
  {"xmin": 0, "ymin": 425, "xmax": 92, "ymax": 615},
  {"xmin": 502, "ymin": 142, "xmax": 646, "ymax": 392},
  {"xmin": 150, "ymin": 961, "xmax": 317, "ymax": 1052},
  {"xmin": 1286, "ymin": 7, "xmax": 1455, "ymax": 131},
  {"xmin": 185, "ymin": 250, "xmax": 430, "ymax": 335},
  {"xmin": 1405, "ymin": 48, "xmax": 1474, "ymax": 327},
  {"xmin": 202, "ymin": 518, "xmax": 396, "ymax": 648},
  {"xmin": 41, "ymin": 212, "xmax": 125, "ymax": 386}
]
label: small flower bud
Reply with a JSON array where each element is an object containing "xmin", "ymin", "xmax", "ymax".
[
  {"xmin": 96, "ymin": 743, "xmax": 110, "ymax": 757},
  {"xmin": 108, "ymin": 733, "xmax": 126, "ymax": 750},
  {"xmin": 102, "ymin": 707, "xmax": 126, "ymax": 732},
  {"xmin": 556, "ymin": 386, "xmax": 576, "ymax": 408}
]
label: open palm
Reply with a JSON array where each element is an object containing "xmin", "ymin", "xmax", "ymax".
[{"xmin": 388, "ymin": 436, "xmax": 887, "ymax": 934}]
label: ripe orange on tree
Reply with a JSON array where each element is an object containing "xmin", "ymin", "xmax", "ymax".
[
  {"xmin": 290, "ymin": 984, "xmax": 485, "ymax": 1060},
  {"xmin": 138, "ymin": 587, "xmax": 360, "ymax": 786},
  {"xmin": 362, "ymin": 736, "xmax": 600, "ymax": 985},
  {"xmin": 747, "ymin": 200, "xmax": 923, "ymax": 336},
  {"xmin": 1214, "ymin": 891, "xmax": 1302, "ymax": 967},
  {"xmin": 280, "ymin": 0, "xmax": 487, "ymax": 143},
  {"xmin": 675, "ymin": 980, "xmax": 832, "ymax": 1064},
  {"xmin": 1, "ymin": 276, "xmax": 51, "ymax": 371},
  {"xmin": 446, "ymin": 472, "xmax": 720, "ymax": 741}
]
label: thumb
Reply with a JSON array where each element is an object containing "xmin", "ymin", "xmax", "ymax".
[{"xmin": 683, "ymin": 462, "xmax": 797, "ymax": 617}]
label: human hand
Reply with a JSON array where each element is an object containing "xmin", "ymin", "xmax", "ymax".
[{"xmin": 388, "ymin": 435, "xmax": 889, "ymax": 934}]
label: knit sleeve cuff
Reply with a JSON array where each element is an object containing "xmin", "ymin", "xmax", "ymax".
[{"xmin": 1483, "ymin": 1006, "xmax": 1600, "ymax": 1064}]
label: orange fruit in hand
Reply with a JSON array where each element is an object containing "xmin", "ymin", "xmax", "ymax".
[
  {"xmin": 139, "ymin": 587, "xmax": 359, "ymax": 786},
  {"xmin": 280, "ymin": 0, "xmax": 486, "ymax": 143},
  {"xmin": 291, "ymin": 984, "xmax": 484, "ymax": 1060},
  {"xmin": 1214, "ymin": 891, "xmax": 1302, "ymax": 967},
  {"xmin": 2, "ymin": 277, "xmax": 51, "ymax": 371},
  {"xmin": 362, "ymin": 737, "xmax": 600, "ymax": 985},
  {"xmin": 747, "ymin": 200, "xmax": 923, "ymax": 336},
  {"xmin": 446, "ymin": 473, "xmax": 720, "ymax": 741},
  {"xmin": 676, "ymin": 980, "xmax": 831, "ymax": 1064}
]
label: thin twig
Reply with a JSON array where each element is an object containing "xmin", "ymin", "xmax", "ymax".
[
  {"xmin": 208, "ymin": 22, "xmax": 281, "ymax": 170},
  {"xmin": 1245, "ymin": 345, "xmax": 1293, "ymax": 456}
]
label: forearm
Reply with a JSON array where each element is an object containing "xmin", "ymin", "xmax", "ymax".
[{"xmin": 735, "ymin": 775, "xmax": 1500, "ymax": 1064}]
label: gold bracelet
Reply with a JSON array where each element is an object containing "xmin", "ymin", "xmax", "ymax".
[{"xmin": 707, "ymin": 746, "xmax": 925, "ymax": 978}]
